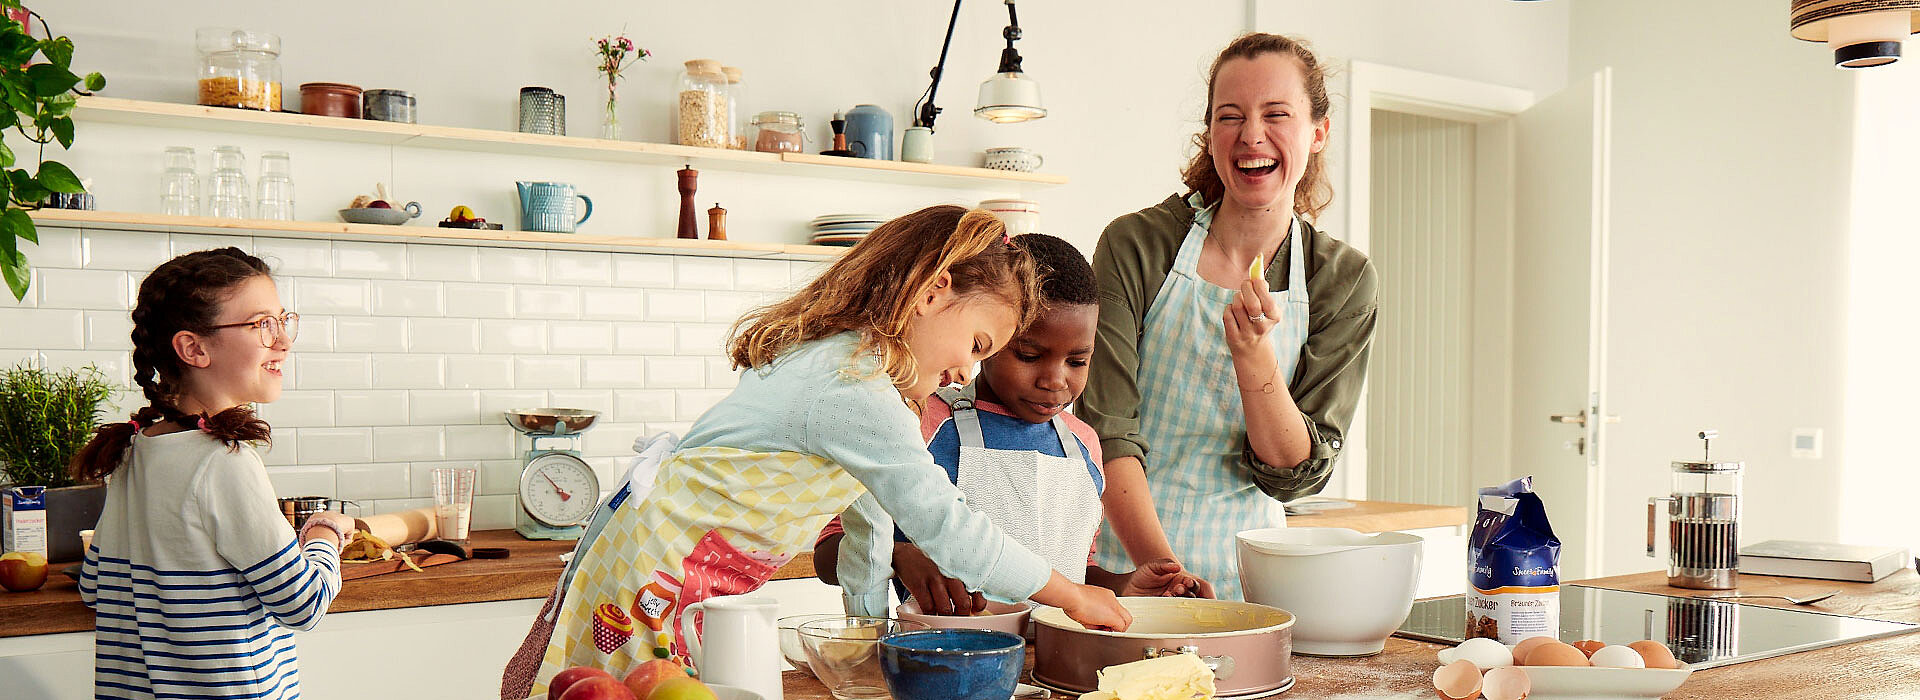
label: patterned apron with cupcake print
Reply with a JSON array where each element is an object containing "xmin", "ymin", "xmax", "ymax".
[{"xmin": 502, "ymin": 445, "xmax": 866, "ymax": 698}]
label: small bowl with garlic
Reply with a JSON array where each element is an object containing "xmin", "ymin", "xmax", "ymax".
[
  {"xmin": 896, "ymin": 598, "xmax": 1033, "ymax": 637},
  {"xmin": 1437, "ymin": 636, "xmax": 1692, "ymax": 700}
]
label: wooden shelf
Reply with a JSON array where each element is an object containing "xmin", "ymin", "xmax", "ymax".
[
  {"xmin": 71, "ymin": 97, "xmax": 1067, "ymax": 189},
  {"xmin": 29, "ymin": 209, "xmax": 844, "ymax": 261}
]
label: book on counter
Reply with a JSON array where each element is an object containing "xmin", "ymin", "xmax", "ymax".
[{"xmin": 1738, "ymin": 540, "xmax": 1911, "ymax": 583}]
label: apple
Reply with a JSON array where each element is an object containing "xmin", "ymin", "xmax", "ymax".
[
  {"xmin": 550, "ymin": 666, "xmax": 616, "ymax": 700},
  {"xmin": 0, "ymin": 551, "xmax": 48, "ymax": 593},
  {"xmin": 558, "ymin": 675, "xmax": 634, "ymax": 700},
  {"xmin": 622, "ymin": 659, "xmax": 687, "ymax": 700},
  {"xmin": 645, "ymin": 677, "xmax": 717, "ymax": 700},
  {"xmin": 367, "ymin": 200, "xmax": 392, "ymax": 209}
]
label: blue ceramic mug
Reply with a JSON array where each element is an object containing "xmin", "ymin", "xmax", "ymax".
[
  {"xmin": 516, "ymin": 181, "xmax": 593, "ymax": 233},
  {"xmin": 844, "ymin": 104, "xmax": 894, "ymax": 160}
]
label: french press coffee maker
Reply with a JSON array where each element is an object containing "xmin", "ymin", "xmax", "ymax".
[{"xmin": 1647, "ymin": 430, "xmax": 1744, "ymax": 589}]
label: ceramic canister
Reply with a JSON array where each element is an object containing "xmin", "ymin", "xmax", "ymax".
[{"xmin": 844, "ymin": 104, "xmax": 894, "ymax": 160}]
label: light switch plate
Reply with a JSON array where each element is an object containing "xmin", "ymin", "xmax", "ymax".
[{"xmin": 1791, "ymin": 428, "xmax": 1823, "ymax": 459}]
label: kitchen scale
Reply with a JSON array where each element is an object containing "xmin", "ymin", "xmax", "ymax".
[
  {"xmin": 503, "ymin": 408, "xmax": 603, "ymax": 540},
  {"xmin": 1397, "ymin": 584, "xmax": 1917, "ymax": 670}
]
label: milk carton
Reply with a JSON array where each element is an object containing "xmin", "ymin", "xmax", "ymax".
[{"xmin": 3, "ymin": 486, "xmax": 48, "ymax": 557}]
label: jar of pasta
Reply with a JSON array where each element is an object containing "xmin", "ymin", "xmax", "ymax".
[
  {"xmin": 675, "ymin": 59, "xmax": 729, "ymax": 149},
  {"xmin": 197, "ymin": 28, "xmax": 282, "ymax": 111}
]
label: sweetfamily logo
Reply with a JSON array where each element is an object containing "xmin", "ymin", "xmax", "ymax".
[{"xmin": 1512, "ymin": 567, "xmax": 1556, "ymax": 576}]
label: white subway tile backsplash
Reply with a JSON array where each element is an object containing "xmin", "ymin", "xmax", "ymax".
[
  {"xmin": 478, "ymin": 248, "xmax": 546, "ymax": 283},
  {"xmin": 334, "ymin": 316, "xmax": 409, "ymax": 352},
  {"xmin": 517, "ymin": 356, "xmax": 582, "ymax": 388},
  {"xmin": 481, "ymin": 319, "xmax": 547, "ymax": 354},
  {"xmin": 703, "ymin": 291, "xmax": 759, "ymax": 325},
  {"xmin": 675, "ymin": 389, "xmax": 733, "ymax": 422},
  {"xmin": 293, "ymin": 315, "xmax": 335, "ymax": 352},
  {"xmin": 265, "ymin": 466, "xmax": 337, "ymax": 499},
  {"xmin": 448, "ymin": 355, "xmax": 516, "ymax": 389},
  {"xmin": 295, "ymin": 354, "xmax": 371, "ymax": 390},
  {"xmin": 333, "ymin": 241, "xmax": 409, "ymax": 279},
  {"xmin": 472, "ymin": 495, "xmax": 518, "ymax": 530},
  {"xmin": 675, "ymin": 324, "xmax": 729, "ymax": 357},
  {"xmin": 259, "ymin": 431, "xmax": 298, "ymax": 466},
  {"xmin": 613, "ymin": 323, "xmax": 675, "ymax": 355},
  {"xmin": 37, "ymin": 268, "xmax": 130, "ymax": 310},
  {"xmin": 172, "ymin": 233, "xmax": 253, "ymax": 257},
  {"xmin": 295, "ymin": 278, "xmax": 371, "ymax": 315},
  {"xmin": 0, "ymin": 308, "xmax": 83, "ymax": 349},
  {"xmin": 444, "ymin": 425, "xmax": 515, "ymax": 460},
  {"xmin": 673, "ymin": 258, "xmax": 734, "ymax": 290},
  {"xmin": 548, "ymin": 251, "xmax": 613, "ymax": 285},
  {"xmin": 477, "ymin": 389, "xmax": 548, "ymax": 421},
  {"xmin": 372, "ymin": 280, "xmax": 445, "ymax": 316},
  {"xmin": 476, "ymin": 460, "xmax": 521, "ymax": 496},
  {"xmin": 25, "ymin": 227, "xmax": 82, "ymax": 269},
  {"xmin": 300, "ymin": 427, "xmax": 374, "ymax": 464},
  {"xmin": 733, "ymin": 259, "xmax": 793, "ymax": 292},
  {"xmin": 790, "ymin": 260, "xmax": 828, "ymax": 284},
  {"xmin": 550, "ymin": 322, "xmax": 613, "ymax": 354},
  {"xmin": 615, "ymin": 390, "xmax": 676, "ymax": 423},
  {"xmin": 409, "ymin": 390, "xmax": 481, "ymax": 425},
  {"xmin": 584, "ymin": 356, "xmax": 646, "ymax": 388},
  {"xmin": 645, "ymin": 289, "xmax": 705, "ymax": 322},
  {"xmin": 372, "ymin": 498, "xmax": 434, "ymax": 515},
  {"xmin": 38, "ymin": 350, "xmax": 129, "ymax": 385},
  {"xmin": 372, "ymin": 354, "xmax": 446, "ymax": 389},
  {"xmin": 334, "ymin": 462, "xmax": 411, "ymax": 501},
  {"xmin": 334, "ymin": 390, "xmax": 409, "ymax": 427},
  {"xmin": 514, "ymin": 286, "xmax": 580, "ymax": 318},
  {"xmin": 82, "ymin": 230, "xmax": 171, "ymax": 271},
  {"xmin": 546, "ymin": 389, "xmax": 614, "ymax": 415},
  {"xmin": 407, "ymin": 460, "xmax": 496, "ymax": 499},
  {"xmin": 705, "ymin": 357, "xmax": 739, "ymax": 388},
  {"xmin": 254, "ymin": 238, "xmax": 333, "ymax": 276},
  {"xmin": 580, "ymin": 288, "xmax": 645, "ymax": 321},
  {"xmin": 259, "ymin": 390, "xmax": 333, "ymax": 428},
  {"xmin": 84, "ymin": 311, "xmax": 134, "ymax": 350},
  {"xmin": 409, "ymin": 318, "xmax": 480, "ymax": 354},
  {"xmin": 644, "ymin": 357, "xmax": 704, "ymax": 388},
  {"xmin": 444, "ymin": 283, "xmax": 514, "ymax": 318},
  {"xmin": 582, "ymin": 421, "xmax": 648, "ymax": 458},
  {"xmin": 372, "ymin": 426, "xmax": 445, "ymax": 461},
  {"xmin": 407, "ymin": 245, "xmax": 480, "ymax": 282},
  {"xmin": 613, "ymin": 255, "xmax": 672, "ymax": 287}
]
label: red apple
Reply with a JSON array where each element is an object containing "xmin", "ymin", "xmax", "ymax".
[
  {"xmin": 0, "ymin": 551, "xmax": 48, "ymax": 593},
  {"xmin": 550, "ymin": 666, "xmax": 616, "ymax": 700},
  {"xmin": 645, "ymin": 677, "xmax": 717, "ymax": 700},
  {"xmin": 367, "ymin": 200, "xmax": 392, "ymax": 209},
  {"xmin": 622, "ymin": 659, "xmax": 687, "ymax": 700},
  {"xmin": 558, "ymin": 675, "xmax": 633, "ymax": 700}
]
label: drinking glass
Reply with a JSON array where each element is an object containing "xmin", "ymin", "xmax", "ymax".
[
  {"xmin": 256, "ymin": 150, "xmax": 294, "ymax": 220},
  {"xmin": 161, "ymin": 146, "xmax": 199, "ymax": 216},
  {"xmin": 432, "ymin": 467, "xmax": 476, "ymax": 544},
  {"xmin": 799, "ymin": 617, "xmax": 930, "ymax": 700},
  {"xmin": 207, "ymin": 145, "xmax": 250, "ymax": 218}
]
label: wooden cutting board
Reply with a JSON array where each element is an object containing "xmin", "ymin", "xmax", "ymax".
[{"xmin": 341, "ymin": 553, "xmax": 463, "ymax": 581}]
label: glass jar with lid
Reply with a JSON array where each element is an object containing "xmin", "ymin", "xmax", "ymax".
[
  {"xmin": 196, "ymin": 28, "xmax": 283, "ymax": 111},
  {"xmin": 750, "ymin": 111, "xmax": 806, "ymax": 153},
  {"xmin": 721, "ymin": 66, "xmax": 747, "ymax": 149},
  {"xmin": 675, "ymin": 59, "xmax": 729, "ymax": 149}
]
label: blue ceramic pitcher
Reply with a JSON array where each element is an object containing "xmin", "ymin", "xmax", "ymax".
[
  {"xmin": 844, "ymin": 104, "xmax": 893, "ymax": 160},
  {"xmin": 516, "ymin": 181, "xmax": 593, "ymax": 233}
]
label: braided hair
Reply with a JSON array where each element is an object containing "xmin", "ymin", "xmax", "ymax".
[{"xmin": 71, "ymin": 247, "xmax": 275, "ymax": 482}]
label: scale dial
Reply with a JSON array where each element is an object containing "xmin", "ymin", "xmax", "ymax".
[{"xmin": 519, "ymin": 453, "xmax": 600, "ymax": 526}]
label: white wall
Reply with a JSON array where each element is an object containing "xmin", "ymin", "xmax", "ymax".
[{"xmin": 1570, "ymin": 0, "xmax": 1856, "ymax": 575}]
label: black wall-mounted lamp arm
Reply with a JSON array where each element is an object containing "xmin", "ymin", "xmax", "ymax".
[
  {"xmin": 914, "ymin": 0, "xmax": 966, "ymax": 129},
  {"xmin": 996, "ymin": 0, "xmax": 1025, "ymax": 74}
]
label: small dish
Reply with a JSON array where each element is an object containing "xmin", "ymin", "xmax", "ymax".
[
  {"xmin": 339, "ymin": 203, "xmax": 422, "ymax": 225},
  {"xmin": 1438, "ymin": 643, "xmax": 1693, "ymax": 700},
  {"xmin": 896, "ymin": 599, "xmax": 1033, "ymax": 637}
]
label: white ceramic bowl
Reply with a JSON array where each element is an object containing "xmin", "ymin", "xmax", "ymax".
[
  {"xmin": 895, "ymin": 599, "xmax": 1033, "ymax": 636},
  {"xmin": 1236, "ymin": 527, "xmax": 1424, "ymax": 656}
]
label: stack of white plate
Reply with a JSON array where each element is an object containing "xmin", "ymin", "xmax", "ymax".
[{"xmin": 809, "ymin": 214, "xmax": 885, "ymax": 247}]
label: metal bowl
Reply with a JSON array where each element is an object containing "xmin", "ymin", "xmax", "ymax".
[{"xmin": 503, "ymin": 408, "xmax": 600, "ymax": 435}]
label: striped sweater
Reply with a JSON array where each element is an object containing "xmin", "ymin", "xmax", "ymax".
[{"xmin": 79, "ymin": 429, "xmax": 342, "ymax": 700}]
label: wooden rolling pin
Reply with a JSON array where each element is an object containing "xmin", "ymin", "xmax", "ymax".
[{"xmin": 354, "ymin": 507, "xmax": 439, "ymax": 545}]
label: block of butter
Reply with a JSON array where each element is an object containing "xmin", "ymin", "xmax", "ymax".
[{"xmin": 1080, "ymin": 653, "xmax": 1216, "ymax": 700}]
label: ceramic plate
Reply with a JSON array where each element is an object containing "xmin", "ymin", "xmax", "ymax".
[
  {"xmin": 1437, "ymin": 645, "xmax": 1692, "ymax": 700},
  {"xmin": 810, "ymin": 214, "xmax": 886, "ymax": 225}
]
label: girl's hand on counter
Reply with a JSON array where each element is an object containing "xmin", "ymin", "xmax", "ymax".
[
  {"xmin": 1223, "ymin": 277, "xmax": 1281, "ymax": 364},
  {"xmin": 1061, "ymin": 583, "xmax": 1133, "ymax": 632},
  {"xmin": 895, "ymin": 542, "xmax": 986, "ymax": 615},
  {"xmin": 299, "ymin": 511, "xmax": 356, "ymax": 549},
  {"xmin": 1120, "ymin": 558, "xmax": 1216, "ymax": 599}
]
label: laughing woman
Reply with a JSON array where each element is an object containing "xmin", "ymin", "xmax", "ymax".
[{"xmin": 1079, "ymin": 33, "xmax": 1379, "ymax": 600}]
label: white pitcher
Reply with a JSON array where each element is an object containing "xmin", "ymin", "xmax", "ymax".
[{"xmin": 679, "ymin": 595, "xmax": 782, "ymax": 700}]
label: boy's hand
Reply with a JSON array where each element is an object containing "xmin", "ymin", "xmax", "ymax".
[
  {"xmin": 1061, "ymin": 583, "xmax": 1133, "ymax": 632},
  {"xmin": 896, "ymin": 542, "xmax": 986, "ymax": 615},
  {"xmin": 1118, "ymin": 558, "xmax": 1214, "ymax": 598}
]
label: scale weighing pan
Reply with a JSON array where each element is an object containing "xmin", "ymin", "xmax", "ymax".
[{"xmin": 504, "ymin": 408, "xmax": 599, "ymax": 436}]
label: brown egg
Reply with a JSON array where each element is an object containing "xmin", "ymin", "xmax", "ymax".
[
  {"xmin": 1570, "ymin": 639, "xmax": 1606, "ymax": 658},
  {"xmin": 1628, "ymin": 639, "xmax": 1680, "ymax": 669},
  {"xmin": 1523, "ymin": 641, "xmax": 1592, "ymax": 667},
  {"xmin": 1511, "ymin": 636, "xmax": 1558, "ymax": 665}
]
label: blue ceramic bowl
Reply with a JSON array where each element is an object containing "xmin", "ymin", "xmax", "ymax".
[{"xmin": 879, "ymin": 629, "xmax": 1025, "ymax": 700}]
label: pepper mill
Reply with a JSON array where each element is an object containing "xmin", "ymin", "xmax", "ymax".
[
  {"xmin": 706, "ymin": 203, "xmax": 728, "ymax": 240},
  {"xmin": 676, "ymin": 166, "xmax": 699, "ymax": 240},
  {"xmin": 822, "ymin": 112, "xmax": 856, "ymax": 157}
]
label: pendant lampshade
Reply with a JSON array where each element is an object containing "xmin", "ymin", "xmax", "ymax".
[
  {"xmin": 1790, "ymin": 0, "xmax": 1920, "ymax": 68},
  {"xmin": 975, "ymin": 71, "xmax": 1047, "ymax": 123}
]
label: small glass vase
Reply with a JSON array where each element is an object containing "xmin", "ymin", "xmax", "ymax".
[{"xmin": 601, "ymin": 88, "xmax": 621, "ymax": 140}]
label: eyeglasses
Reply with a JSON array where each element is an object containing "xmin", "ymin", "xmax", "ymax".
[{"xmin": 208, "ymin": 312, "xmax": 300, "ymax": 348}]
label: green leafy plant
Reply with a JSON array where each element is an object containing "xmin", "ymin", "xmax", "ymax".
[
  {"xmin": 0, "ymin": 2, "xmax": 106, "ymax": 301},
  {"xmin": 0, "ymin": 362, "xmax": 116, "ymax": 488}
]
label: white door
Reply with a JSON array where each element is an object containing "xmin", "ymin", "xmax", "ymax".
[{"xmin": 1509, "ymin": 69, "xmax": 1613, "ymax": 581}]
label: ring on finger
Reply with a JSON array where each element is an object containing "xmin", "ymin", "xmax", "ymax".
[{"xmin": 1249, "ymin": 313, "xmax": 1267, "ymax": 321}]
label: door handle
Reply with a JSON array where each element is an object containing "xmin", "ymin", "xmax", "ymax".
[{"xmin": 1548, "ymin": 410, "xmax": 1621, "ymax": 427}]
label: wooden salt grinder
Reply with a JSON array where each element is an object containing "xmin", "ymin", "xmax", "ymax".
[
  {"xmin": 676, "ymin": 166, "xmax": 700, "ymax": 240},
  {"xmin": 707, "ymin": 203, "xmax": 728, "ymax": 240}
]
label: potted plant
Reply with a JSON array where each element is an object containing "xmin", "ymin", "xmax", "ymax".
[
  {"xmin": 0, "ymin": 2, "xmax": 108, "ymax": 301},
  {"xmin": 0, "ymin": 362, "xmax": 116, "ymax": 562}
]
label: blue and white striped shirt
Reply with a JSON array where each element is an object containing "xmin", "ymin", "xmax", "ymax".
[{"xmin": 79, "ymin": 429, "xmax": 341, "ymax": 700}]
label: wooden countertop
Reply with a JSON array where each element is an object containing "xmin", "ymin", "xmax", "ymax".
[
  {"xmin": 1285, "ymin": 499, "xmax": 1469, "ymax": 533},
  {"xmin": 0, "ymin": 529, "xmax": 819, "ymax": 638},
  {"xmin": 778, "ymin": 569, "xmax": 1920, "ymax": 700}
]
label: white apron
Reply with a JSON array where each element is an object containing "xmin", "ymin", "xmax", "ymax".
[
  {"xmin": 937, "ymin": 386, "xmax": 1103, "ymax": 584},
  {"xmin": 1094, "ymin": 199, "xmax": 1312, "ymax": 601}
]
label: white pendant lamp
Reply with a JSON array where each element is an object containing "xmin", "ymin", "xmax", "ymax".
[
  {"xmin": 974, "ymin": 0, "xmax": 1046, "ymax": 123},
  {"xmin": 1790, "ymin": 0, "xmax": 1920, "ymax": 68}
]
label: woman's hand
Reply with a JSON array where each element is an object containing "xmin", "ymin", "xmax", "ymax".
[
  {"xmin": 300, "ymin": 512, "xmax": 356, "ymax": 548},
  {"xmin": 895, "ymin": 542, "xmax": 985, "ymax": 615},
  {"xmin": 1118, "ymin": 558, "xmax": 1216, "ymax": 599},
  {"xmin": 1061, "ymin": 583, "xmax": 1134, "ymax": 632},
  {"xmin": 1223, "ymin": 276, "xmax": 1281, "ymax": 364}
]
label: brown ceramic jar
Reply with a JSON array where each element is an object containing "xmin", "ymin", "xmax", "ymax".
[{"xmin": 300, "ymin": 82, "xmax": 364, "ymax": 118}]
